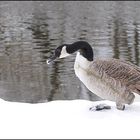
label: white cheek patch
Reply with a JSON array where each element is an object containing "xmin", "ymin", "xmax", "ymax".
[{"xmin": 59, "ymin": 46, "xmax": 70, "ymax": 58}]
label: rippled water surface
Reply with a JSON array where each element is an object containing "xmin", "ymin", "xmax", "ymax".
[{"xmin": 0, "ymin": 1, "xmax": 140, "ymax": 103}]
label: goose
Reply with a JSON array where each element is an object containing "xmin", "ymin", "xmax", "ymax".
[{"xmin": 47, "ymin": 41, "xmax": 140, "ymax": 110}]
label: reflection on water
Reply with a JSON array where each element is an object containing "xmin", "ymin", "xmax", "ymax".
[{"xmin": 0, "ymin": 1, "xmax": 140, "ymax": 103}]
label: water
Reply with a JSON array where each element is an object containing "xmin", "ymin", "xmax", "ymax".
[{"xmin": 0, "ymin": 1, "xmax": 140, "ymax": 103}]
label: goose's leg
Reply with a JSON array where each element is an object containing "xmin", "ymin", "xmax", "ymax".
[
  {"xmin": 116, "ymin": 91, "xmax": 134, "ymax": 110},
  {"xmin": 116, "ymin": 102, "xmax": 125, "ymax": 110},
  {"xmin": 126, "ymin": 92, "xmax": 135, "ymax": 105},
  {"xmin": 89, "ymin": 104, "xmax": 111, "ymax": 111}
]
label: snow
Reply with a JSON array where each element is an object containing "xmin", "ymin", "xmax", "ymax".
[{"xmin": 0, "ymin": 98, "xmax": 140, "ymax": 139}]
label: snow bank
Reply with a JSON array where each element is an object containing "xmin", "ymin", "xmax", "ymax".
[{"xmin": 0, "ymin": 99, "xmax": 140, "ymax": 139}]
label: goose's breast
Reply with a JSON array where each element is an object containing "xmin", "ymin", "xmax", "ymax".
[{"xmin": 74, "ymin": 63, "xmax": 121, "ymax": 101}]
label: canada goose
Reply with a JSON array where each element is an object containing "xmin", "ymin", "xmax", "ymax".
[{"xmin": 47, "ymin": 41, "xmax": 140, "ymax": 110}]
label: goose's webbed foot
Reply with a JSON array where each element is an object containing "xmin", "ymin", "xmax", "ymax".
[{"xmin": 89, "ymin": 104, "xmax": 111, "ymax": 111}]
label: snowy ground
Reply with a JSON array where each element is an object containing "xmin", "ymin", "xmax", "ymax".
[{"xmin": 0, "ymin": 99, "xmax": 140, "ymax": 139}]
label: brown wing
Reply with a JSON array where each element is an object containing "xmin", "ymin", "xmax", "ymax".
[{"xmin": 91, "ymin": 58, "xmax": 140, "ymax": 94}]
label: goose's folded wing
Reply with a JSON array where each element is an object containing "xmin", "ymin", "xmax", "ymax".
[{"xmin": 91, "ymin": 58, "xmax": 140, "ymax": 93}]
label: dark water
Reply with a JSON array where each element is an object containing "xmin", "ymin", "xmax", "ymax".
[{"xmin": 0, "ymin": 1, "xmax": 140, "ymax": 103}]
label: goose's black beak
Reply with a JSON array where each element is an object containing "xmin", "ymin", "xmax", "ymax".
[{"xmin": 47, "ymin": 54, "xmax": 57, "ymax": 64}]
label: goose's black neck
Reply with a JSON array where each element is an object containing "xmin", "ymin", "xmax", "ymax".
[{"xmin": 67, "ymin": 41, "xmax": 94, "ymax": 61}]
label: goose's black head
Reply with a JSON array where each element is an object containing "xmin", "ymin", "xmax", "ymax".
[
  {"xmin": 47, "ymin": 41, "xmax": 94, "ymax": 64},
  {"xmin": 47, "ymin": 44, "xmax": 71, "ymax": 64}
]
